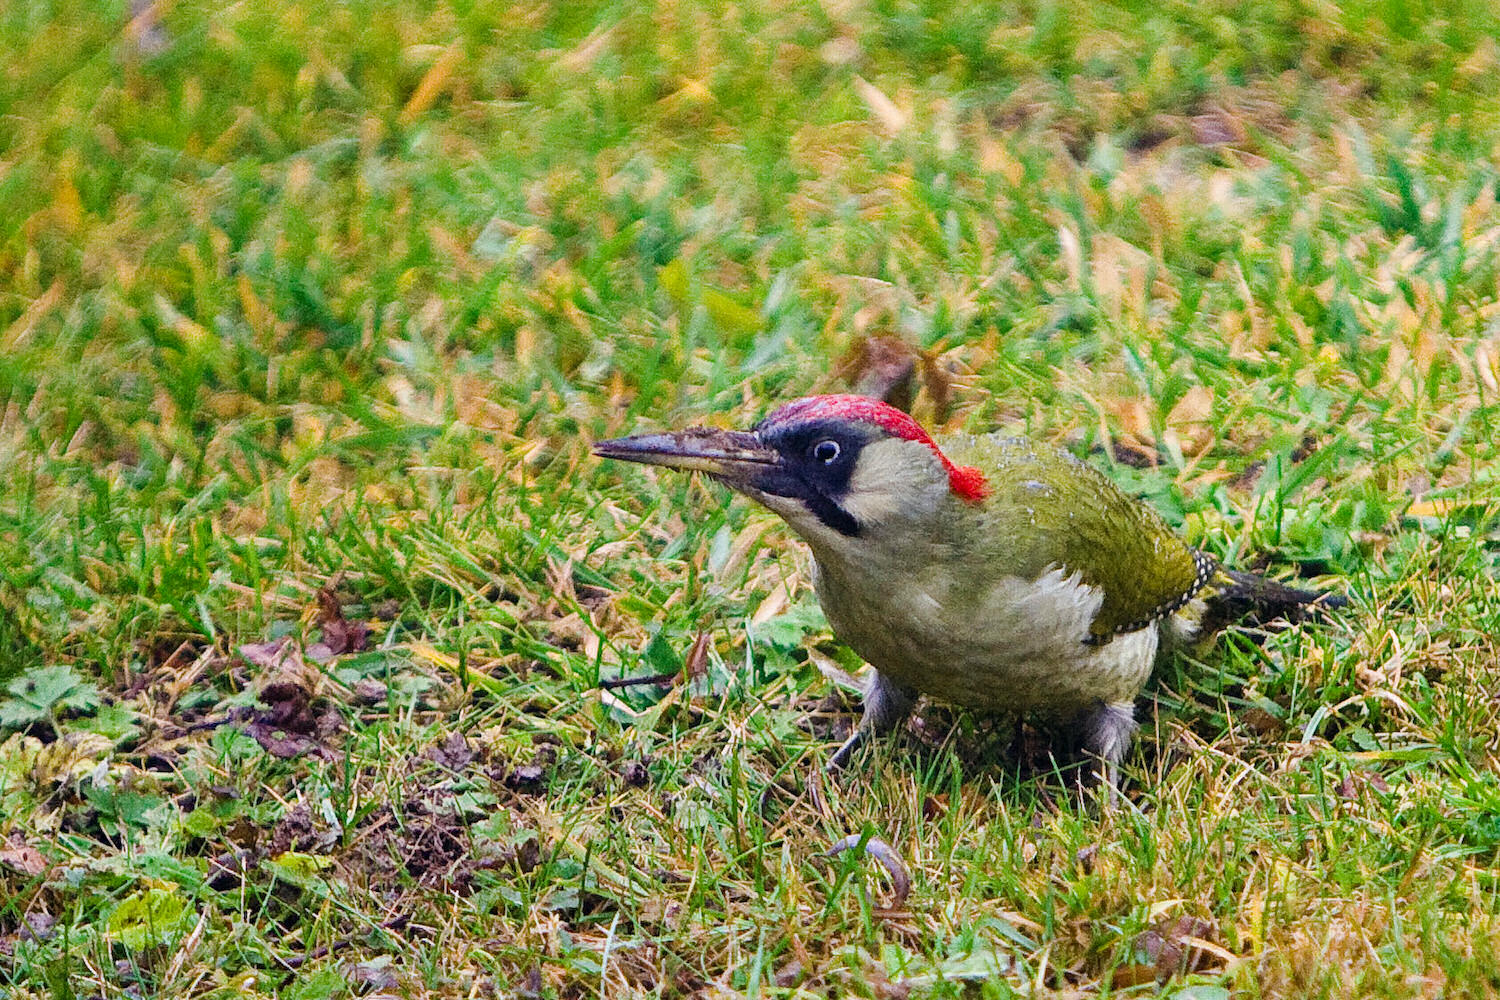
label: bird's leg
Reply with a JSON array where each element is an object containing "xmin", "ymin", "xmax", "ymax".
[
  {"xmin": 1078, "ymin": 700, "xmax": 1137, "ymax": 805},
  {"xmin": 826, "ymin": 669, "xmax": 917, "ymax": 771}
]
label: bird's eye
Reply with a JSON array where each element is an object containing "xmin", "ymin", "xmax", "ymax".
[{"xmin": 811, "ymin": 439, "xmax": 841, "ymax": 464}]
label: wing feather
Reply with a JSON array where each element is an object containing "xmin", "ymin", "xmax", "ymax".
[{"xmin": 942, "ymin": 435, "xmax": 1207, "ymax": 638}]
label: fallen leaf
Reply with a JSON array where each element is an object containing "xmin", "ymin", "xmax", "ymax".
[
  {"xmin": 349, "ymin": 956, "xmax": 399, "ymax": 990},
  {"xmin": 240, "ymin": 640, "xmax": 337, "ymax": 759},
  {"xmin": 125, "ymin": 0, "xmax": 171, "ymax": 56},
  {"xmin": 506, "ymin": 763, "xmax": 547, "ymax": 794},
  {"xmin": 1105, "ymin": 394, "xmax": 1157, "ymax": 465},
  {"xmin": 20, "ymin": 910, "xmax": 55, "ymax": 942},
  {"xmin": 841, "ymin": 334, "xmax": 918, "ymax": 410},
  {"xmin": 1189, "ymin": 110, "xmax": 1246, "ymax": 147},
  {"xmin": 919, "ymin": 352, "xmax": 955, "ymax": 420},
  {"xmin": 239, "ymin": 637, "xmax": 295, "ymax": 670},
  {"xmin": 351, "ymin": 679, "xmax": 388, "ymax": 706},
  {"xmin": 1240, "ymin": 706, "xmax": 1287, "ymax": 738},
  {"xmin": 682, "ymin": 629, "xmax": 712, "ymax": 682},
  {"xmin": 620, "ymin": 760, "xmax": 650, "ymax": 787},
  {"xmin": 430, "ymin": 732, "xmax": 474, "ymax": 771},
  {"xmin": 268, "ymin": 803, "xmax": 337, "ymax": 856},
  {"xmin": 1121, "ymin": 914, "xmax": 1222, "ymax": 985},
  {"xmin": 0, "ymin": 834, "xmax": 46, "ymax": 877},
  {"xmin": 1166, "ymin": 385, "xmax": 1215, "ymax": 456},
  {"xmin": 315, "ymin": 586, "xmax": 371, "ymax": 657}
]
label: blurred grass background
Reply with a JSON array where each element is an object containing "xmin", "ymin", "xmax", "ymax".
[{"xmin": 2, "ymin": 0, "xmax": 1500, "ymax": 996}]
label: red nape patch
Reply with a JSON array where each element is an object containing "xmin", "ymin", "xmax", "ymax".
[
  {"xmin": 946, "ymin": 463, "xmax": 990, "ymax": 502},
  {"xmin": 761, "ymin": 394, "xmax": 989, "ymax": 503}
]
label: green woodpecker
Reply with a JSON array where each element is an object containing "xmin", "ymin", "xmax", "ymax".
[{"xmin": 595, "ymin": 395, "xmax": 1341, "ymax": 792}]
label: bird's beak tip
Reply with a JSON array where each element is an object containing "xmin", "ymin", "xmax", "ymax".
[
  {"xmin": 590, "ymin": 437, "xmax": 632, "ymax": 458},
  {"xmin": 592, "ymin": 428, "xmax": 775, "ymax": 478}
]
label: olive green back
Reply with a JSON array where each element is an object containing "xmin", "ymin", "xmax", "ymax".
[{"xmin": 940, "ymin": 435, "xmax": 1204, "ymax": 638}]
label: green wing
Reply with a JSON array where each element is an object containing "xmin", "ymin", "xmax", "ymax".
[{"xmin": 944, "ymin": 435, "xmax": 1211, "ymax": 638}]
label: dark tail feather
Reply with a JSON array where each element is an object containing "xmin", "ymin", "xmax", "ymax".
[{"xmin": 1202, "ymin": 567, "xmax": 1347, "ymax": 634}]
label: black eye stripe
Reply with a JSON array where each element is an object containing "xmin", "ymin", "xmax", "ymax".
[{"xmin": 749, "ymin": 420, "xmax": 869, "ymax": 536}]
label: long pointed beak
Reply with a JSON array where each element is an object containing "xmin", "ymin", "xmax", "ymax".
[{"xmin": 593, "ymin": 427, "xmax": 778, "ymax": 487}]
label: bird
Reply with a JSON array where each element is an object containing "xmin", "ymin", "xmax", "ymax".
[{"xmin": 594, "ymin": 394, "xmax": 1343, "ymax": 795}]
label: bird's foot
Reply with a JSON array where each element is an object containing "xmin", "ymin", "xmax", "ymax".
[
  {"xmin": 1078, "ymin": 700, "xmax": 1137, "ymax": 808},
  {"xmin": 825, "ymin": 728, "xmax": 865, "ymax": 771},
  {"xmin": 823, "ymin": 669, "xmax": 916, "ymax": 773}
]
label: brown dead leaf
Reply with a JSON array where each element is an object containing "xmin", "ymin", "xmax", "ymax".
[
  {"xmin": 1189, "ymin": 109, "xmax": 1248, "ymax": 147},
  {"xmin": 268, "ymin": 802, "xmax": 336, "ymax": 856},
  {"xmin": 1, "ymin": 910, "xmax": 55, "ymax": 958},
  {"xmin": 313, "ymin": 586, "xmax": 371, "ymax": 658},
  {"xmin": 1165, "ymin": 385, "xmax": 1215, "ymax": 456},
  {"xmin": 351, "ymin": 679, "xmax": 387, "ymax": 706},
  {"xmin": 124, "ymin": 0, "xmax": 172, "ymax": 55},
  {"xmin": 1, "ymin": 278, "xmax": 64, "ymax": 353},
  {"xmin": 620, "ymin": 759, "xmax": 650, "ymax": 787},
  {"xmin": 348, "ymin": 957, "xmax": 399, "ymax": 991},
  {"xmin": 750, "ymin": 584, "xmax": 791, "ymax": 626},
  {"xmin": 1105, "ymin": 395, "xmax": 1158, "ymax": 465},
  {"xmin": 1336, "ymin": 769, "xmax": 1391, "ymax": 800},
  {"xmin": 841, "ymin": 334, "xmax": 918, "ymax": 410},
  {"xmin": 1240, "ymin": 706, "xmax": 1287, "ymax": 738},
  {"xmin": 429, "ymin": 732, "xmax": 474, "ymax": 772},
  {"xmin": 1118, "ymin": 914, "xmax": 1222, "ymax": 986},
  {"xmin": 919, "ymin": 353, "xmax": 955, "ymax": 420},
  {"xmin": 0, "ymin": 834, "xmax": 46, "ymax": 877},
  {"xmin": 773, "ymin": 957, "xmax": 805, "ymax": 988},
  {"xmin": 20, "ymin": 910, "xmax": 55, "ymax": 943},
  {"xmin": 399, "ymin": 44, "xmax": 463, "ymax": 125},
  {"xmin": 682, "ymin": 629, "xmax": 712, "ymax": 682},
  {"xmin": 240, "ymin": 639, "xmax": 338, "ymax": 759},
  {"xmin": 557, "ymin": 25, "xmax": 615, "ymax": 73},
  {"xmin": 1111, "ymin": 440, "xmax": 1157, "ymax": 468},
  {"xmin": 238, "ymin": 637, "xmax": 296, "ymax": 671},
  {"xmin": 207, "ymin": 848, "xmax": 256, "ymax": 889},
  {"xmin": 838, "ymin": 335, "xmax": 957, "ymax": 420},
  {"xmin": 505, "ymin": 763, "xmax": 547, "ymax": 794}
]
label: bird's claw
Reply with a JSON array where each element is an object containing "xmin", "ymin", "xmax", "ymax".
[
  {"xmin": 825, "ymin": 834, "xmax": 911, "ymax": 909},
  {"xmin": 825, "ymin": 728, "xmax": 865, "ymax": 771}
]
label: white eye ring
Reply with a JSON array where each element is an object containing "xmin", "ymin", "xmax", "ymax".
[{"xmin": 812, "ymin": 439, "xmax": 841, "ymax": 463}]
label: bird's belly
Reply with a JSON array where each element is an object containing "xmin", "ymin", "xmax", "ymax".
[
  {"xmin": 817, "ymin": 564, "xmax": 1158, "ymax": 717},
  {"xmin": 846, "ymin": 624, "xmax": 1158, "ymax": 716}
]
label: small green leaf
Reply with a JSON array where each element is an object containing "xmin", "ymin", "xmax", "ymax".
[
  {"xmin": 85, "ymin": 783, "xmax": 169, "ymax": 831},
  {"xmin": 106, "ymin": 886, "xmax": 193, "ymax": 951},
  {"xmin": 45, "ymin": 955, "xmax": 76, "ymax": 1000},
  {"xmin": 1172, "ymin": 986, "xmax": 1231, "ymax": 1000},
  {"xmin": 79, "ymin": 702, "xmax": 140, "ymax": 742},
  {"xmin": 642, "ymin": 631, "xmax": 683, "ymax": 675},
  {"xmin": 283, "ymin": 967, "xmax": 345, "ymax": 1000},
  {"xmin": 0, "ymin": 665, "xmax": 101, "ymax": 730},
  {"xmin": 264, "ymin": 852, "xmax": 335, "ymax": 889},
  {"xmin": 752, "ymin": 602, "xmax": 828, "ymax": 650},
  {"xmin": 656, "ymin": 257, "xmax": 691, "ymax": 303},
  {"xmin": 182, "ymin": 807, "xmax": 219, "ymax": 839}
]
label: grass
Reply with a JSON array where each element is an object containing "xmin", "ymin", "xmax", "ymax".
[{"xmin": 2, "ymin": 0, "xmax": 1500, "ymax": 995}]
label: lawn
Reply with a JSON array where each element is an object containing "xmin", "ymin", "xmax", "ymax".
[{"xmin": 3, "ymin": 0, "xmax": 1500, "ymax": 996}]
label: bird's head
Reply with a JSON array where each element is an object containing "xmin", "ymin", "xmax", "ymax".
[{"xmin": 594, "ymin": 395, "xmax": 987, "ymax": 546}]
